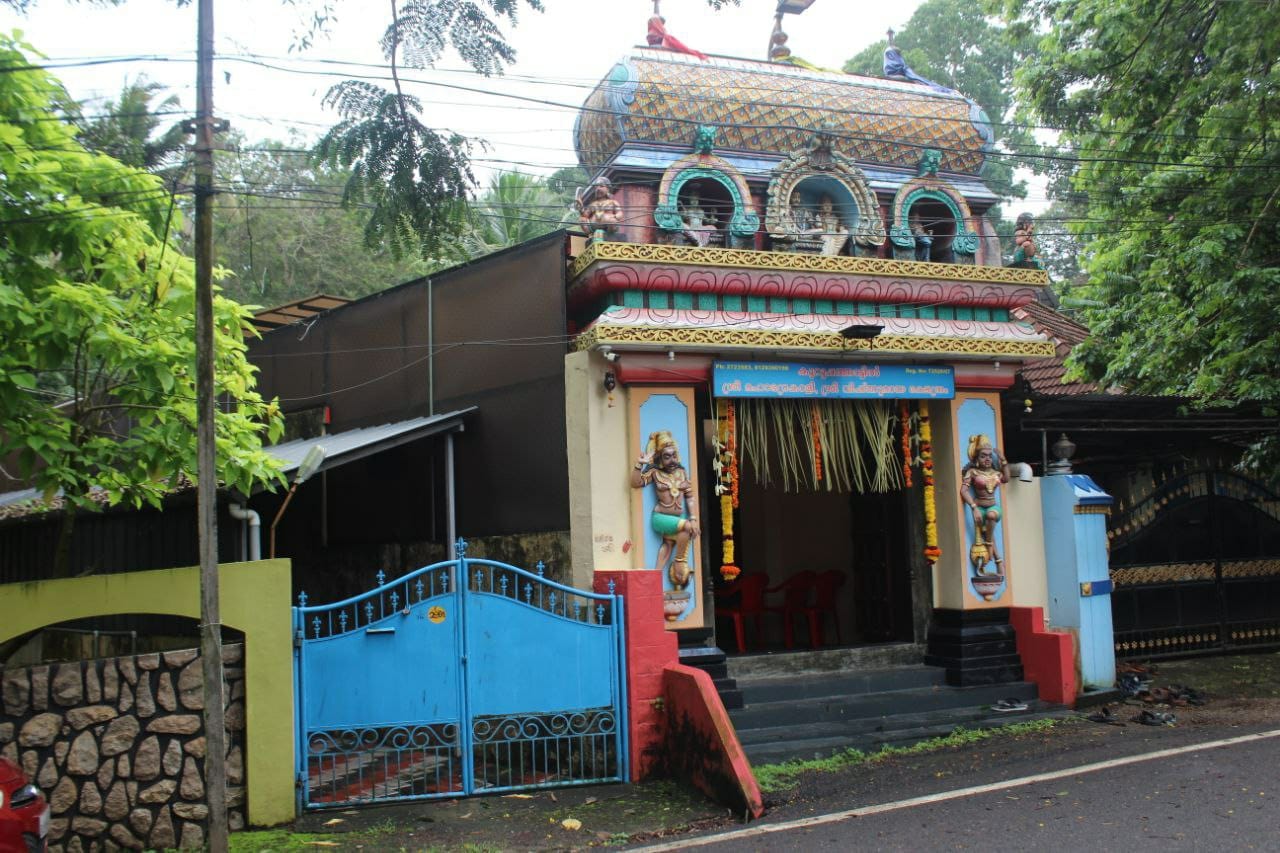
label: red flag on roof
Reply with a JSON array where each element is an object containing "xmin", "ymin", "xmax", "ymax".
[{"xmin": 647, "ymin": 16, "xmax": 709, "ymax": 61}]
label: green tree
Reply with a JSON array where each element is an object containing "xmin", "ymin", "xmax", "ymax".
[
  {"xmin": 843, "ymin": 0, "xmax": 1035, "ymax": 206},
  {"xmin": 460, "ymin": 170, "xmax": 562, "ymax": 257},
  {"xmin": 75, "ymin": 76, "xmax": 188, "ymax": 180},
  {"xmin": 4, "ymin": 0, "xmax": 739, "ymax": 261},
  {"xmin": 1005, "ymin": 0, "xmax": 1280, "ymax": 472},
  {"xmin": 212, "ymin": 137, "xmax": 432, "ymax": 305},
  {"xmin": 0, "ymin": 36, "xmax": 284, "ymax": 573}
]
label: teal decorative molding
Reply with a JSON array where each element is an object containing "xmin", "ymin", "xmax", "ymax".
[
  {"xmin": 659, "ymin": 166, "xmax": 760, "ymax": 240},
  {"xmin": 917, "ymin": 148, "xmax": 942, "ymax": 177},
  {"xmin": 694, "ymin": 125, "xmax": 716, "ymax": 155}
]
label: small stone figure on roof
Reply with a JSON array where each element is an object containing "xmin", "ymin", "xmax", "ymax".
[
  {"xmin": 578, "ymin": 176, "xmax": 624, "ymax": 242},
  {"xmin": 1010, "ymin": 212, "xmax": 1043, "ymax": 269}
]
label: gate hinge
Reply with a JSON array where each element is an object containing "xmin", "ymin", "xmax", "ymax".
[{"xmin": 649, "ymin": 697, "xmax": 665, "ymax": 712}]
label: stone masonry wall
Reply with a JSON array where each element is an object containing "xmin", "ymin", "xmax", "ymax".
[{"xmin": 0, "ymin": 644, "xmax": 246, "ymax": 851}]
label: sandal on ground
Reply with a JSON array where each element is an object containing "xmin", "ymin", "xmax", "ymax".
[
  {"xmin": 1132, "ymin": 709, "xmax": 1177, "ymax": 726},
  {"xmin": 992, "ymin": 698, "xmax": 1029, "ymax": 713},
  {"xmin": 1085, "ymin": 705, "xmax": 1125, "ymax": 726}
]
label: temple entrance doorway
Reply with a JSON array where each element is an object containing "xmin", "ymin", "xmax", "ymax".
[{"xmin": 710, "ymin": 397, "xmax": 917, "ymax": 655}]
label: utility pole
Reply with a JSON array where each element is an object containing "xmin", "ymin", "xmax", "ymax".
[{"xmin": 193, "ymin": 0, "xmax": 229, "ymax": 848}]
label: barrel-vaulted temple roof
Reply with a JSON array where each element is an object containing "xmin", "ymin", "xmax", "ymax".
[{"xmin": 574, "ymin": 49, "xmax": 994, "ymax": 177}]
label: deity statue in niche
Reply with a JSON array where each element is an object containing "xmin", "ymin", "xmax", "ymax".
[
  {"xmin": 960, "ymin": 434, "xmax": 1011, "ymax": 576},
  {"xmin": 910, "ymin": 217, "xmax": 933, "ymax": 262},
  {"xmin": 678, "ymin": 189, "xmax": 718, "ymax": 247},
  {"xmin": 577, "ymin": 176, "xmax": 624, "ymax": 241},
  {"xmin": 1010, "ymin": 212, "xmax": 1043, "ymax": 269},
  {"xmin": 630, "ymin": 430, "xmax": 700, "ymax": 589},
  {"xmin": 793, "ymin": 193, "xmax": 850, "ymax": 256}
]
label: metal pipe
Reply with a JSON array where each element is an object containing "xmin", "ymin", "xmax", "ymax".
[
  {"xmin": 446, "ymin": 432, "xmax": 457, "ymax": 559},
  {"xmin": 427, "ymin": 277, "xmax": 435, "ymax": 417},
  {"xmin": 228, "ymin": 503, "xmax": 261, "ymax": 561}
]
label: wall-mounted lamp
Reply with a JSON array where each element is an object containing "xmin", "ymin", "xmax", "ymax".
[
  {"xmin": 603, "ymin": 370, "xmax": 617, "ymax": 407},
  {"xmin": 839, "ymin": 323, "xmax": 884, "ymax": 340},
  {"xmin": 270, "ymin": 444, "xmax": 326, "ymax": 558},
  {"xmin": 601, "ymin": 345, "xmax": 618, "ymax": 362},
  {"xmin": 1024, "ymin": 398, "xmax": 1033, "ymax": 414},
  {"xmin": 667, "ymin": 350, "xmax": 676, "ymax": 361}
]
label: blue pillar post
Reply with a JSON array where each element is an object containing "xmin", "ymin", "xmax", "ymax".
[{"xmin": 1041, "ymin": 474, "xmax": 1115, "ymax": 691}]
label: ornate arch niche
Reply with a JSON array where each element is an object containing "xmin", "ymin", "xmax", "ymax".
[
  {"xmin": 653, "ymin": 126, "xmax": 760, "ymax": 249},
  {"xmin": 765, "ymin": 129, "xmax": 886, "ymax": 257},
  {"xmin": 889, "ymin": 150, "xmax": 981, "ymax": 264}
]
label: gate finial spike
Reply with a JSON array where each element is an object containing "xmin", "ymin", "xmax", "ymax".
[
  {"xmin": 536, "ymin": 561, "xmax": 546, "ymax": 577},
  {"xmin": 376, "ymin": 570, "xmax": 386, "ymax": 587},
  {"xmin": 298, "ymin": 591, "xmax": 308, "ymax": 607},
  {"xmin": 608, "ymin": 579, "xmax": 617, "ymax": 595},
  {"xmin": 456, "ymin": 537, "xmax": 469, "ymax": 557}
]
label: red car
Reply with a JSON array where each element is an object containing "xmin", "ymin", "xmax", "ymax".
[{"xmin": 0, "ymin": 757, "xmax": 48, "ymax": 853}]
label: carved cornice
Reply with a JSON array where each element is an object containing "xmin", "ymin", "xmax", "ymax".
[
  {"xmin": 568, "ymin": 262, "xmax": 1044, "ymax": 312},
  {"xmin": 574, "ymin": 323, "xmax": 1057, "ymax": 359},
  {"xmin": 569, "ymin": 241, "xmax": 1050, "ymax": 286}
]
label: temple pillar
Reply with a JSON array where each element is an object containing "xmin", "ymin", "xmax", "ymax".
[
  {"xmin": 1041, "ymin": 472, "xmax": 1116, "ymax": 691},
  {"xmin": 565, "ymin": 350, "xmax": 633, "ymax": 588},
  {"xmin": 924, "ymin": 389, "xmax": 1024, "ymax": 685}
]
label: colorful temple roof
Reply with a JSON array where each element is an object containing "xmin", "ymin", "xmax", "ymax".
[{"xmin": 574, "ymin": 49, "xmax": 994, "ymax": 177}]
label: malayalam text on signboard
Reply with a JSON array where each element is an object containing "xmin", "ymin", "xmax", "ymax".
[{"xmin": 712, "ymin": 361, "xmax": 955, "ymax": 400}]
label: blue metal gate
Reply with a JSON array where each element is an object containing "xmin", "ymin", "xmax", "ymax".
[{"xmin": 292, "ymin": 540, "xmax": 628, "ymax": 809}]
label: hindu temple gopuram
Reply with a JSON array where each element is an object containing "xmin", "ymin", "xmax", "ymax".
[{"xmin": 560, "ymin": 5, "xmax": 1095, "ymax": 691}]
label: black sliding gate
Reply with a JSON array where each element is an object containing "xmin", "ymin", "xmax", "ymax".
[{"xmin": 1109, "ymin": 469, "xmax": 1280, "ymax": 659}]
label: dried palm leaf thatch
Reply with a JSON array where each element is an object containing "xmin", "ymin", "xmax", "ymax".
[{"xmin": 735, "ymin": 398, "xmax": 904, "ymax": 494}]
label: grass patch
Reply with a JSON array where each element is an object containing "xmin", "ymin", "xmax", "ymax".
[
  {"xmin": 229, "ymin": 829, "xmax": 343, "ymax": 852},
  {"xmin": 229, "ymin": 820, "xmax": 431, "ymax": 852},
  {"xmin": 753, "ymin": 718, "xmax": 1060, "ymax": 793}
]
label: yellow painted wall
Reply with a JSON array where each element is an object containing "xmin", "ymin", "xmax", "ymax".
[
  {"xmin": 565, "ymin": 350, "xmax": 634, "ymax": 586},
  {"xmin": 0, "ymin": 561, "xmax": 295, "ymax": 827},
  {"xmin": 1007, "ymin": 476, "xmax": 1050, "ymax": 619}
]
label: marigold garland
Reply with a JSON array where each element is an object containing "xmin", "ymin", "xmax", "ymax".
[
  {"xmin": 718, "ymin": 400, "xmax": 741, "ymax": 582},
  {"xmin": 727, "ymin": 400, "xmax": 739, "ymax": 509},
  {"xmin": 919, "ymin": 400, "xmax": 940, "ymax": 565},
  {"xmin": 900, "ymin": 400, "xmax": 913, "ymax": 488},
  {"xmin": 810, "ymin": 401, "xmax": 823, "ymax": 482}
]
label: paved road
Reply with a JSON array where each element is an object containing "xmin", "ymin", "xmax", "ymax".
[{"xmin": 639, "ymin": 731, "xmax": 1280, "ymax": 852}]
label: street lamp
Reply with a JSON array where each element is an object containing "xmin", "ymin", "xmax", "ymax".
[{"xmin": 269, "ymin": 444, "xmax": 326, "ymax": 558}]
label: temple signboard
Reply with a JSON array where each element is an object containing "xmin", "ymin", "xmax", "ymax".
[{"xmin": 713, "ymin": 361, "xmax": 955, "ymax": 400}]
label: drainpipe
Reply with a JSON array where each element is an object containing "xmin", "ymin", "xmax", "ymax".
[{"xmin": 228, "ymin": 503, "xmax": 261, "ymax": 561}]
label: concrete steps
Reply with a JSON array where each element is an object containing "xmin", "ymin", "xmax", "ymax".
[{"xmin": 728, "ymin": 666, "xmax": 1064, "ymax": 765}]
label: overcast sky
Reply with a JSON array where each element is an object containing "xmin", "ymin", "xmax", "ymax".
[{"xmin": 3, "ymin": 0, "xmax": 929, "ymax": 183}]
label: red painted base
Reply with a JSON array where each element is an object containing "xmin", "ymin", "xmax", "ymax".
[
  {"xmin": 663, "ymin": 664, "xmax": 764, "ymax": 820},
  {"xmin": 1009, "ymin": 606, "xmax": 1077, "ymax": 707},
  {"xmin": 594, "ymin": 570, "xmax": 678, "ymax": 781}
]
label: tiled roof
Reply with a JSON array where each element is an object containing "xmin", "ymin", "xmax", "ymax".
[{"xmin": 1012, "ymin": 302, "xmax": 1099, "ymax": 396}]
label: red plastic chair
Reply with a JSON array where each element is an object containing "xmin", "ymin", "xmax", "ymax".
[
  {"xmin": 714, "ymin": 572, "xmax": 769, "ymax": 653},
  {"xmin": 763, "ymin": 571, "xmax": 817, "ymax": 649},
  {"xmin": 804, "ymin": 570, "xmax": 847, "ymax": 648}
]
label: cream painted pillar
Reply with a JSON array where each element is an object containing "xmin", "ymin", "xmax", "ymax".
[
  {"xmin": 931, "ymin": 391, "xmax": 1018, "ymax": 610},
  {"xmin": 565, "ymin": 350, "xmax": 634, "ymax": 588},
  {"xmin": 1007, "ymin": 476, "xmax": 1049, "ymax": 620}
]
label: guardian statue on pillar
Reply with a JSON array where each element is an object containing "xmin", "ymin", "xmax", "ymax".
[
  {"xmin": 631, "ymin": 431, "xmax": 700, "ymax": 589},
  {"xmin": 961, "ymin": 434, "xmax": 1010, "ymax": 576}
]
